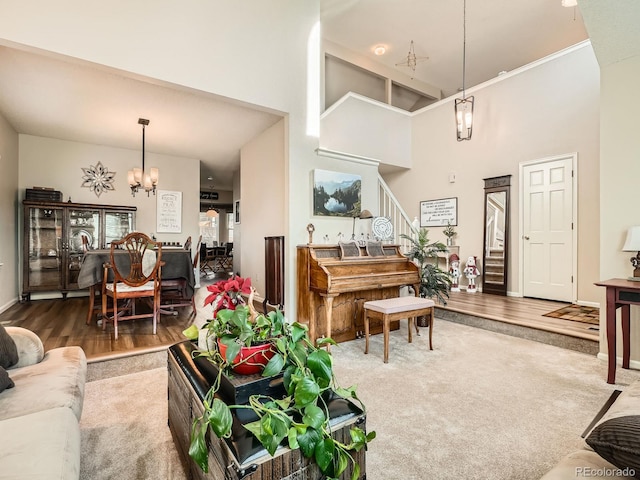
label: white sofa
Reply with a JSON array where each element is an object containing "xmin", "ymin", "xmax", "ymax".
[
  {"xmin": 0, "ymin": 327, "xmax": 87, "ymax": 480},
  {"xmin": 542, "ymin": 381, "xmax": 640, "ymax": 479}
]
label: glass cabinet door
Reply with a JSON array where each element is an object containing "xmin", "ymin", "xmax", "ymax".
[
  {"xmin": 26, "ymin": 206, "xmax": 64, "ymax": 290},
  {"xmin": 67, "ymin": 208, "xmax": 101, "ymax": 288},
  {"xmin": 105, "ymin": 211, "xmax": 135, "ymax": 246}
]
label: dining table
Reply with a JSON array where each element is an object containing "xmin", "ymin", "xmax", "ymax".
[{"xmin": 78, "ymin": 247, "xmax": 195, "ymax": 323}]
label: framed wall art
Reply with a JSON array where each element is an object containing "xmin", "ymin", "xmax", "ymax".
[
  {"xmin": 420, "ymin": 197, "xmax": 458, "ymax": 227},
  {"xmin": 313, "ymin": 169, "xmax": 361, "ymax": 217},
  {"xmin": 156, "ymin": 190, "xmax": 182, "ymax": 233}
]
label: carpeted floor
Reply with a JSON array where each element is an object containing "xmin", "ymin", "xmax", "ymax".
[
  {"xmin": 80, "ymin": 319, "xmax": 640, "ymax": 480},
  {"xmin": 542, "ymin": 304, "xmax": 600, "ymax": 325}
]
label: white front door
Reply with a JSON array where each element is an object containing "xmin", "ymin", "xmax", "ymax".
[{"xmin": 521, "ymin": 155, "xmax": 575, "ymax": 302}]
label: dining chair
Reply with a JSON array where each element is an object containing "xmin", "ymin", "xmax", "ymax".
[
  {"xmin": 160, "ymin": 235, "xmax": 200, "ymax": 314},
  {"xmin": 82, "ymin": 234, "xmax": 104, "ymax": 325},
  {"xmin": 101, "ymin": 232, "xmax": 163, "ymax": 339},
  {"xmin": 200, "ymin": 243, "xmax": 216, "ymax": 276}
]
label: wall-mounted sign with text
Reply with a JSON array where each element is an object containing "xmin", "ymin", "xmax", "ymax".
[
  {"xmin": 420, "ymin": 197, "xmax": 458, "ymax": 227},
  {"xmin": 157, "ymin": 190, "xmax": 182, "ymax": 233},
  {"xmin": 200, "ymin": 191, "xmax": 219, "ymax": 200}
]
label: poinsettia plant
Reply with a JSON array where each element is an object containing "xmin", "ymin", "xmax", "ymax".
[{"xmin": 203, "ymin": 275, "xmax": 252, "ymax": 318}]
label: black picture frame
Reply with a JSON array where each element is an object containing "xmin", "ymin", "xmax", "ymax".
[{"xmin": 420, "ymin": 197, "xmax": 458, "ymax": 227}]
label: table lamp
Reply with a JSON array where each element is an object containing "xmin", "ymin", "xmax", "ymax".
[
  {"xmin": 351, "ymin": 209, "xmax": 373, "ymax": 240},
  {"xmin": 622, "ymin": 226, "xmax": 640, "ymax": 281}
]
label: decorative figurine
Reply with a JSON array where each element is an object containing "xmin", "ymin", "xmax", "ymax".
[
  {"xmin": 323, "ymin": 234, "xmax": 330, "ymax": 244},
  {"xmin": 306, "ymin": 223, "xmax": 315, "ymax": 244},
  {"xmin": 464, "ymin": 256, "xmax": 481, "ymax": 293},
  {"xmin": 449, "ymin": 253, "xmax": 461, "ymax": 292}
]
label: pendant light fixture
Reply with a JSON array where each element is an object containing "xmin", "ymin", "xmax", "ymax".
[
  {"xmin": 205, "ymin": 178, "xmax": 218, "ymax": 218},
  {"xmin": 128, "ymin": 118, "xmax": 159, "ymax": 196},
  {"xmin": 455, "ymin": 0, "xmax": 474, "ymax": 141},
  {"xmin": 395, "ymin": 40, "xmax": 428, "ymax": 79}
]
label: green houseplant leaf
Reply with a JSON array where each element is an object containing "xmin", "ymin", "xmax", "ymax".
[{"xmin": 187, "ymin": 278, "xmax": 374, "ymax": 478}]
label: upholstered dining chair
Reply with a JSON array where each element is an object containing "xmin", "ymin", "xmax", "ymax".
[{"xmin": 101, "ymin": 232, "xmax": 163, "ymax": 339}]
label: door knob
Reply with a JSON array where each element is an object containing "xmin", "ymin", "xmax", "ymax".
[{"xmin": 523, "ymin": 235, "xmax": 530, "ymax": 240}]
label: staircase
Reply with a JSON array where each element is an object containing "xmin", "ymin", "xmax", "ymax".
[
  {"xmin": 483, "ymin": 247, "xmax": 504, "ymax": 285},
  {"xmin": 378, "ymin": 174, "xmax": 414, "ymax": 252}
]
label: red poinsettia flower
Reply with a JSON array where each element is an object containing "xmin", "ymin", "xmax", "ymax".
[{"xmin": 203, "ymin": 276, "xmax": 252, "ymax": 318}]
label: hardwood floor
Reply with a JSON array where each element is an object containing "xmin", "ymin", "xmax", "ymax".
[
  {"xmin": 440, "ymin": 291, "xmax": 600, "ymax": 342},
  {"xmin": 0, "ymin": 279, "xmax": 599, "ymax": 361}
]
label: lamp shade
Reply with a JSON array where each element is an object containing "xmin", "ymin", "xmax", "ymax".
[
  {"xmin": 206, "ymin": 209, "xmax": 218, "ymax": 218},
  {"xmin": 359, "ymin": 209, "xmax": 373, "ymax": 220},
  {"xmin": 623, "ymin": 227, "xmax": 640, "ymax": 252}
]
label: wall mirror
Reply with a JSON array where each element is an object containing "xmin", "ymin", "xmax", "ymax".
[{"xmin": 482, "ymin": 175, "xmax": 511, "ymax": 295}]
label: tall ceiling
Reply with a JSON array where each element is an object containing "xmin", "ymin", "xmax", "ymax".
[
  {"xmin": 0, "ymin": 1, "xmax": 588, "ymax": 190},
  {"xmin": 322, "ymin": 0, "xmax": 588, "ymax": 97}
]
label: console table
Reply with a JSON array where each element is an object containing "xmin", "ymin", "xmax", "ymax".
[{"xmin": 594, "ymin": 278, "xmax": 640, "ymax": 384}]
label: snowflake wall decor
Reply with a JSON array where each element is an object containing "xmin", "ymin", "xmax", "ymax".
[{"xmin": 81, "ymin": 161, "xmax": 116, "ymax": 197}]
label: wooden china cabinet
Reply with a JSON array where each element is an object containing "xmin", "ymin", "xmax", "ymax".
[{"xmin": 22, "ymin": 200, "xmax": 136, "ymax": 301}]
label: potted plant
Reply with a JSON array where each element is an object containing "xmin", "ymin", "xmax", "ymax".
[
  {"xmin": 443, "ymin": 221, "xmax": 456, "ymax": 246},
  {"xmin": 401, "ymin": 228, "xmax": 452, "ymax": 307},
  {"xmin": 182, "ymin": 276, "xmax": 374, "ymax": 479}
]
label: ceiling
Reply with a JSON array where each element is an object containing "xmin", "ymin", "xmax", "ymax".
[
  {"xmin": 322, "ymin": 0, "xmax": 588, "ymax": 98},
  {"xmin": 0, "ymin": 1, "xmax": 588, "ymax": 190}
]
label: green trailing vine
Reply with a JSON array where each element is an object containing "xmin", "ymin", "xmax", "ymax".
[{"xmin": 183, "ymin": 305, "xmax": 375, "ymax": 480}]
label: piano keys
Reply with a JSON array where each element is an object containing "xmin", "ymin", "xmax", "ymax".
[{"xmin": 296, "ymin": 244, "xmax": 420, "ymax": 344}]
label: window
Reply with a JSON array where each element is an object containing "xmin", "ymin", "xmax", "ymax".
[
  {"xmin": 199, "ymin": 212, "xmax": 218, "ymax": 246},
  {"xmin": 227, "ymin": 213, "xmax": 234, "ymax": 242}
]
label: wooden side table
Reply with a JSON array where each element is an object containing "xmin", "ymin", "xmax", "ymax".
[{"xmin": 594, "ymin": 278, "xmax": 640, "ymax": 384}]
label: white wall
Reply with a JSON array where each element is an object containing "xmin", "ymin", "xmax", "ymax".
[
  {"xmin": 0, "ymin": 111, "xmax": 19, "ymax": 311},
  {"xmin": 321, "ymin": 93, "xmax": 412, "ymax": 168},
  {"xmin": 240, "ymin": 120, "xmax": 286, "ymax": 297},
  {"xmin": 599, "ymin": 55, "xmax": 640, "ymax": 363},
  {"xmin": 384, "ymin": 42, "xmax": 601, "ymax": 303}
]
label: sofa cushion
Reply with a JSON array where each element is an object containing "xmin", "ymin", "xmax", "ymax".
[
  {"xmin": 0, "ymin": 324, "xmax": 18, "ymax": 368},
  {"xmin": 586, "ymin": 415, "xmax": 640, "ymax": 475},
  {"xmin": 0, "ymin": 365, "xmax": 14, "ymax": 393},
  {"xmin": 0, "ymin": 406, "xmax": 80, "ymax": 480},
  {"xmin": 6, "ymin": 326, "xmax": 45, "ymax": 368},
  {"xmin": 0, "ymin": 346, "xmax": 87, "ymax": 422}
]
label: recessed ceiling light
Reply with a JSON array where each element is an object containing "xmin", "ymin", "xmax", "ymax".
[
  {"xmin": 374, "ymin": 45, "xmax": 386, "ymax": 56},
  {"xmin": 561, "ymin": 0, "xmax": 577, "ymax": 6}
]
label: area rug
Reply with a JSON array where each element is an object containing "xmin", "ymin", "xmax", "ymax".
[
  {"xmin": 79, "ymin": 319, "xmax": 640, "ymax": 480},
  {"xmin": 542, "ymin": 304, "xmax": 600, "ymax": 325}
]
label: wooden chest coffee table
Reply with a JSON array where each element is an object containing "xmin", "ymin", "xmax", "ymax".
[{"xmin": 167, "ymin": 341, "xmax": 367, "ymax": 480}]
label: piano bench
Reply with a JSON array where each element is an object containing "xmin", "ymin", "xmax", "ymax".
[{"xmin": 363, "ymin": 297, "xmax": 435, "ymax": 363}]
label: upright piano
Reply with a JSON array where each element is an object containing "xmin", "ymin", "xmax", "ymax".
[{"xmin": 297, "ymin": 243, "xmax": 420, "ymax": 344}]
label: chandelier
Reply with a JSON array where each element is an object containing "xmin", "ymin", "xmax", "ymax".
[
  {"xmin": 128, "ymin": 118, "xmax": 158, "ymax": 196},
  {"xmin": 455, "ymin": 0, "xmax": 474, "ymax": 141},
  {"xmin": 395, "ymin": 40, "xmax": 428, "ymax": 79}
]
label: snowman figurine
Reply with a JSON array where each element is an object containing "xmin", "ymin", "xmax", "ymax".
[
  {"xmin": 463, "ymin": 256, "xmax": 481, "ymax": 293},
  {"xmin": 449, "ymin": 253, "xmax": 461, "ymax": 292}
]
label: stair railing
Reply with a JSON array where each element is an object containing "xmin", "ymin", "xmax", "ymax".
[{"xmin": 377, "ymin": 174, "xmax": 415, "ymax": 253}]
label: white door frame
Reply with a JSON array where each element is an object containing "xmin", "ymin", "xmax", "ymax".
[{"xmin": 518, "ymin": 153, "xmax": 578, "ymax": 303}]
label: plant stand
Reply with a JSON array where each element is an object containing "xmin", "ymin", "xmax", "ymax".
[{"xmin": 167, "ymin": 341, "xmax": 367, "ymax": 480}]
